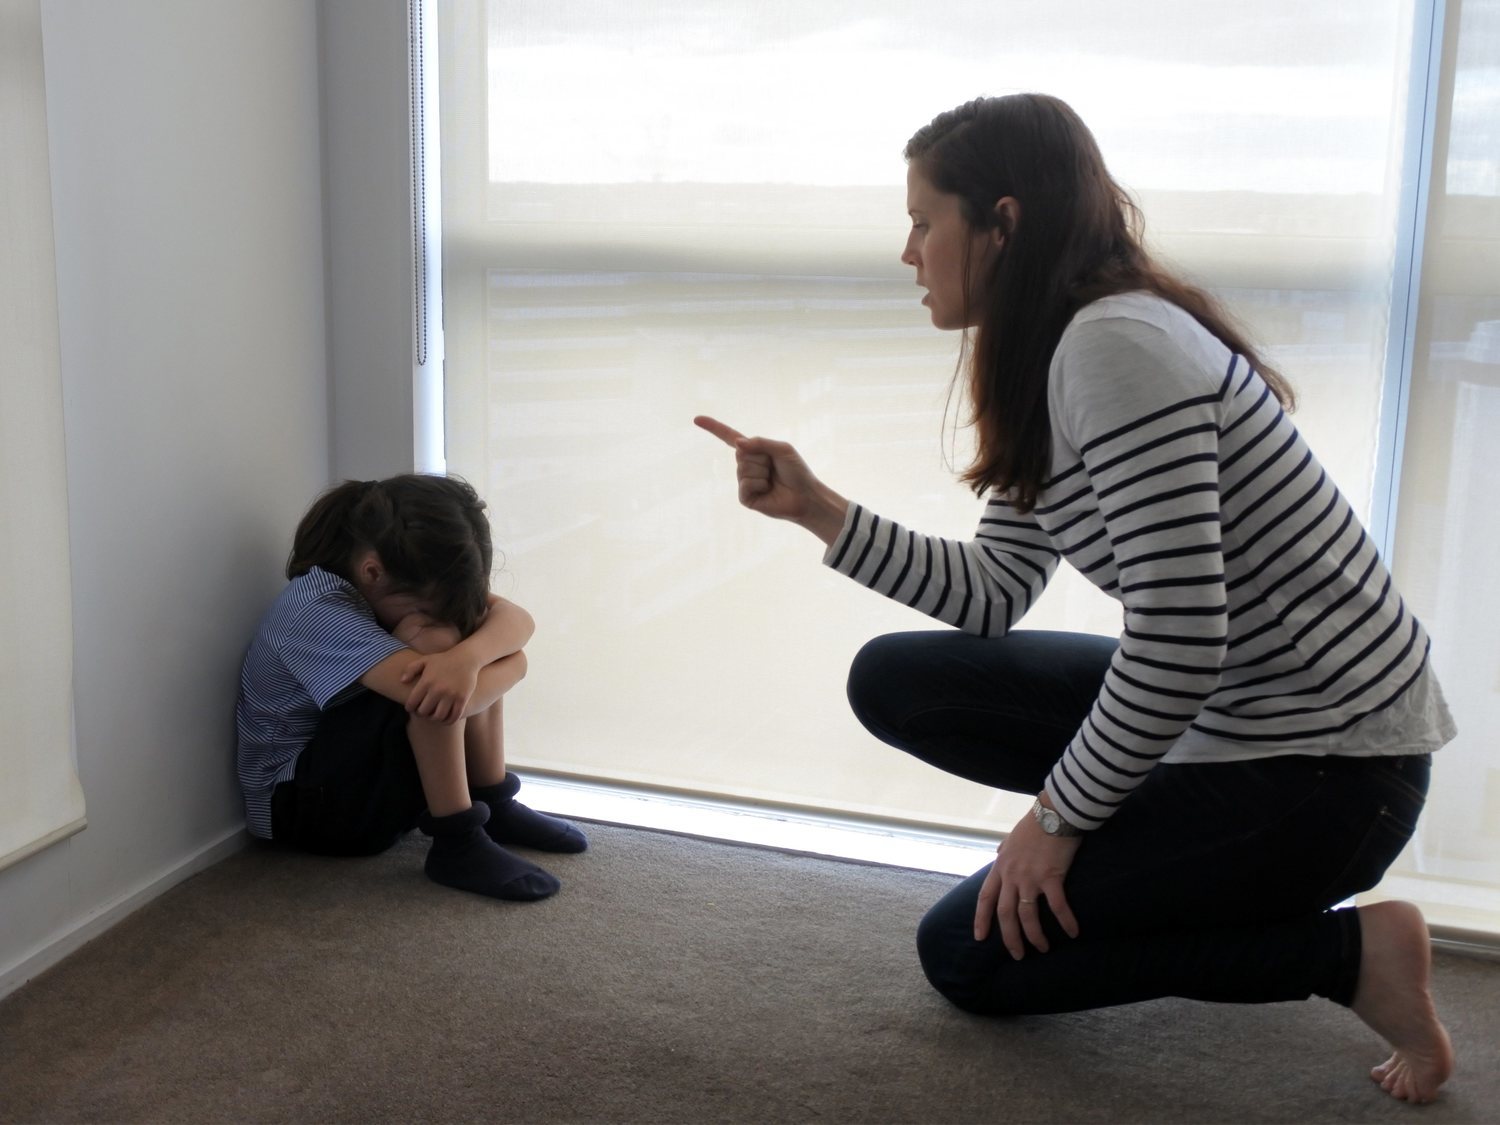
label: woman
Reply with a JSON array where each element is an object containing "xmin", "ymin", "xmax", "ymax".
[{"xmin": 696, "ymin": 93, "xmax": 1455, "ymax": 1103}]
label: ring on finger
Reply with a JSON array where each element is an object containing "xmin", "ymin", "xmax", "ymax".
[{"xmin": 1018, "ymin": 897, "xmax": 1036, "ymax": 905}]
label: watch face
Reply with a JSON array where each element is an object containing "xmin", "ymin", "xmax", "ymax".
[{"xmin": 1040, "ymin": 807, "xmax": 1061, "ymax": 833}]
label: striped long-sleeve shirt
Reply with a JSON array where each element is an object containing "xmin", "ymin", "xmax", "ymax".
[{"xmin": 824, "ymin": 292, "xmax": 1454, "ymax": 831}]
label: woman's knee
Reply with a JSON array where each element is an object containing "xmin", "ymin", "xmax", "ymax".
[
  {"xmin": 846, "ymin": 633, "xmax": 911, "ymax": 733},
  {"xmin": 915, "ymin": 874, "xmax": 1005, "ymax": 1015}
]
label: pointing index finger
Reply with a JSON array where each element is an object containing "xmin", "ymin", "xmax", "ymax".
[{"xmin": 694, "ymin": 415, "xmax": 746, "ymax": 448}]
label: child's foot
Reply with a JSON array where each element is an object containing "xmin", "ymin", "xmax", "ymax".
[
  {"xmin": 1351, "ymin": 901, "xmax": 1453, "ymax": 1104},
  {"xmin": 419, "ymin": 802, "xmax": 559, "ymax": 902},
  {"xmin": 474, "ymin": 773, "xmax": 589, "ymax": 853}
]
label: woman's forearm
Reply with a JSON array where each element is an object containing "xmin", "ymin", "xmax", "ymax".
[{"xmin": 800, "ymin": 482, "xmax": 851, "ymax": 547}]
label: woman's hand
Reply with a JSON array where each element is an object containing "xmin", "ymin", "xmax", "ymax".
[
  {"xmin": 694, "ymin": 415, "xmax": 849, "ymax": 546},
  {"xmin": 974, "ymin": 802, "xmax": 1083, "ymax": 959}
]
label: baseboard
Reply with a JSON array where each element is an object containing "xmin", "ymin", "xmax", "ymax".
[{"xmin": 0, "ymin": 826, "xmax": 250, "ymax": 1002}]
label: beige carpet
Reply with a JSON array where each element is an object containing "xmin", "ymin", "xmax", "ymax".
[{"xmin": 1, "ymin": 821, "xmax": 1496, "ymax": 1124}]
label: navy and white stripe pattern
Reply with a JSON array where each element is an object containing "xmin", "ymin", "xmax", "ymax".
[
  {"xmin": 235, "ymin": 566, "xmax": 406, "ymax": 839},
  {"xmin": 826, "ymin": 293, "xmax": 1442, "ymax": 831}
]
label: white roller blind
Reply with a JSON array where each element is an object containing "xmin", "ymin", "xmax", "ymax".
[
  {"xmin": 1377, "ymin": 0, "xmax": 1500, "ymax": 938},
  {"xmin": 437, "ymin": 2, "xmax": 1482, "ymax": 891},
  {"xmin": 0, "ymin": 0, "xmax": 86, "ymax": 869}
]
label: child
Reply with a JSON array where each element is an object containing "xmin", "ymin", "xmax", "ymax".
[{"xmin": 236, "ymin": 474, "xmax": 586, "ymax": 902}]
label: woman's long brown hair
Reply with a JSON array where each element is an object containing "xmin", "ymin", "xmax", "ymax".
[{"xmin": 905, "ymin": 94, "xmax": 1295, "ymax": 512}]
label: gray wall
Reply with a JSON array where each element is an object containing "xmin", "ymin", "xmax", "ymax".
[{"xmin": 0, "ymin": 0, "xmax": 335, "ymax": 991}]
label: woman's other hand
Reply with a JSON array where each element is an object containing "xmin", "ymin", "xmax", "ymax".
[
  {"xmin": 974, "ymin": 802, "xmax": 1083, "ymax": 959},
  {"xmin": 694, "ymin": 415, "xmax": 849, "ymax": 545}
]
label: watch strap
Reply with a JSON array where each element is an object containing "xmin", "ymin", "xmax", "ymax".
[{"xmin": 1031, "ymin": 797, "xmax": 1084, "ymax": 838}]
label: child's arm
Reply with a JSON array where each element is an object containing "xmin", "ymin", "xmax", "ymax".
[
  {"xmin": 461, "ymin": 594, "xmax": 535, "ymax": 662},
  {"xmin": 359, "ymin": 597, "xmax": 535, "ymax": 723},
  {"xmin": 359, "ymin": 644, "xmax": 527, "ymax": 725}
]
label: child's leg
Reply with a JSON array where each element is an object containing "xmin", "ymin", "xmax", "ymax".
[
  {"xmin": 408, "ymin": 711, "xmax": 560, "ymax": 901},
  {"xmin": 465, "ymin": 700, "xmax": 588, "ymax": 853},
  {"xmin": 412, "ymin": 710, "xmax": 477, "ymax": 815},
  {"xmin": 272, "ymin": 693, "xmax": 426, "ymax": 856},
  {"xmin": 461, "ymin": 697, "xmax": 507, "ymax": 789}
]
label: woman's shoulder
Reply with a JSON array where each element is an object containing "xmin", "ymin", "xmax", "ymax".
[
  {"xmin": 1053, "ymin": 292, "xmax": 1234, "ymax": 390},
  {"xmin": 1061, "ymin": 291, "xmax": 1208, "ymax": 349},
  {"xmin": 1048, "ymin": 292, "xmax": 1239, "ymax": 432}
]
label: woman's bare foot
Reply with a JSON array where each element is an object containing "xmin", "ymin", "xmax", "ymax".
[{"xmin": 1351, "ymin": 900, "xmax": 1453, "ymax": 1104}]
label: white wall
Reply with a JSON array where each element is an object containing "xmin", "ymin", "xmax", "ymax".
[{"xmin": 0, "ymin": 0, "xmax": 332, "ymax": 992}]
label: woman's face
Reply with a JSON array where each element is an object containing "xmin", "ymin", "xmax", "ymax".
[{"xmin": 901, "ymin": 165, "xmax": 999, "ymax": 330}]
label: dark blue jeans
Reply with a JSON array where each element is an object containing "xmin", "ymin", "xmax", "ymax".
[{"xmin": 847, "ymin": 629, "xmax": 1430, "ymax": 1015}]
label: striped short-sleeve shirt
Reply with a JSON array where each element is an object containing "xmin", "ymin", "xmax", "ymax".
[
  {"xmin": 235, "ymin": 566, "xmax": 407, "ymax": 839},
  {"xmin": 825, "ymin": 292, "xmax": 1455, "ymax": 831}
]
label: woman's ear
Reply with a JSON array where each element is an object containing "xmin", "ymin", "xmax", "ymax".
[{"xmin": 991, "ymin": 196, "xmax": 1021, "ymax": 248}]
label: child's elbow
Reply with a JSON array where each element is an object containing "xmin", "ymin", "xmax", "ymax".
[{"xmin": 491, "ymin": 598, "xmax": 536, "ymax": 649}]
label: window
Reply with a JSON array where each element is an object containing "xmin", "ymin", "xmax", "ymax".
[
  {"xmin": 437, "ymin": 0, "xmax": 1499, "ymax": 937},
  {"xmin": 1380, "ymin": 0, "xmax": 1500, "ymax": 939}
]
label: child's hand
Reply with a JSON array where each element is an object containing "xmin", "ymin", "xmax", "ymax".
[{"xmin": 400, "ymin": 647, "xmax": 482, "ymax": 724}]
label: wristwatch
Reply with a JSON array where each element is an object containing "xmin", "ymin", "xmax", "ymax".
[{"xmin": 1031, "ymin": 798, "xmax": 1084, "ymax": 837}]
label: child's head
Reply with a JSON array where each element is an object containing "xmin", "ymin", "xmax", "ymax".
[{"xmin": 287, "ymin": 474, "xmax": 494, "ymax": 637}]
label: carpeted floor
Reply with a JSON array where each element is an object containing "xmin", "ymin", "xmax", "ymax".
[{"xmin": 1, "ymin": 821, "xmax": 1496, "ymax": 1124}]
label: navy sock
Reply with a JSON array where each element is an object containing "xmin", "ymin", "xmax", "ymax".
[
  {"xmin": 419, "ymin": 802, "xmax": 559, "ymax": 902},
  {"xmin": 472, "ymin": 773, "xmax": 588, "ymax": 854}
]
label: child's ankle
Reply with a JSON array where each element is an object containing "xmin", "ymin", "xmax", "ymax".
[
  {"xmin": 419, "ymin": 802, "xmax": 560, "ymax": 901},
  {"xmin": 472, "ymin": 775, "xmax": 588, "ymax": 854}
]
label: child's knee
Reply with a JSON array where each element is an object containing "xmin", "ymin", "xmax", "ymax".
[{"xmin": 394, "ymin": 612, "xmax": 462, "ymax": 653}]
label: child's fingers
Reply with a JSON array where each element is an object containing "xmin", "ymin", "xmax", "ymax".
[{"xmin": 694, "ymin": 415, "xmax": 746, "ymax": 448}]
